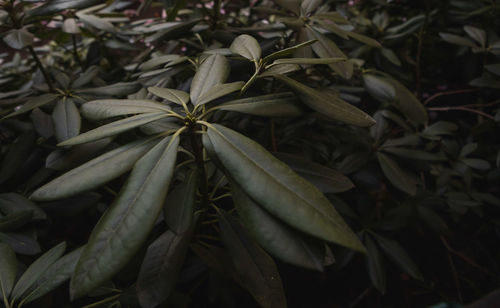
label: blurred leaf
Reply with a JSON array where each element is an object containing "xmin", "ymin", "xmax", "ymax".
[
  {"xmin": 439, "ymin": 33, "xmax": 477, "ymax": 48},
  {"xmin": 0, "ymin": 232, "xmax": 41, "ymax": 255},
  {"xmin": 3, "ymin": 28, "xmax": 34, "ymax": 50},
  {"xmin": 464, "ymin": 25, "xmax": 486, "ymax": 47},
  {"xmin": 0, "ymin": 131, "xmax": 36, "ymax": 184},
  {"xmin": 274, "ymin": 0, "xmax": 301, "ymax": 15},
  {"xmin": 29, "ymin": 0, "xmax": 101, "ymax": 16},
  {"xmin": 365, "ymin": 235, "xmax": 386, "ymax": 294},
  {"xmin": 76, "ymin": 13, "xmax": 115, "ymax": 32},
  {"xmin": 377, "ymin": 152, "xmax": 417, "ymax": 195}
]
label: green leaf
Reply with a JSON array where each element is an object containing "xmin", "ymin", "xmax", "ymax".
[
  {"xmin": 11, "ymin": 242, "xmax": 66, "ymax": 303},
  {"xmin": 196, "ymin": 82, "xmax": 244, "ymax": 106},
  {"xmin": 230, "ymin": 34, "xmax": 262, "ymax": 61},
  {"xmin": 261, "ymin": 64, "xmax": 301, "ymax": 77},
  {"xmin": 147, "ymin": 87, "xmax": 189, "ymax": 106},
  {"xmin": 0, "ymin": 193, "xmax": 46, "ymax": 221},
  {"xmin": 274, "ymin": 0, "xmax": 301, "ymax": 15},
  {"xmin": 462, "ymin": 158, "xmax": 490, "ymax": 170},
  {"xmin": 58, "ymin": 112, "xmax": 169, "ymax": 146},
  {"xmin": 346, "ymin": 31, "xmax": 382, "ymax": 48},
  {"xmin": 0, "ymin": 232, "xmax": 40, "ymax": 256},
  {"xmin": 28, "ymin": 0, "xmax": 101, "ymax": 16},
  {"xmin": 376, "ymin": 152, "xmax": 417, "ymax": 195},
  {"xmin": 365, "ymin": 235, "xmax": 386, "ymax": 294},
  {"xmin": 190, "ymin": 54, "xmax": 229, "ymax": 105},
  {"xmin": 372, "ymin": 233, "xmax": 424, "ymax": 281},
  {"xmin": 136, "ymin": 229, "xmax": 193, "ymax": 308},
  {"xmin": 140, "ymin": 55, "xmax": 182, "ymax": 71},
  {"xmin": 217, "ymin": 208, "xmax": 287, "ymax": 308},
  {"xmin": 362, "ymin": 74, "xmax": 396, "ymax": 104},
  {"xmin": 203, "ymin": 124, "xmax": 365, "ymax": 252},
  {"xmin": 439, "ymin": 33, "xmax": 477, "ymax": 48},
  {"xmin": 275, "ymin": 75, "xmax": 375, "ymax": 127},
  {"xmin": 164, "ymin": 169, "xmax": 197, "ymax": 234},
  {"xmin": 81, "ymin": 99, "xmax": 171, "ymax": 121},
  {"xmin": 0, "ymin": 211, "xmax": 33, "ymax": 232},
  {"xmin": 268, "ymin": 57, "xmax": 346, "ymax": 67},
  {"xmin": 0, "ymin": 130, "xmax": 36, "ymax": 184},
  {"xmin": 422, "ymin": 121, "xmax": 458, "ymax": 136},
  {"xmin": 3, "ymin": 93, "xmax": 58, "ymax": 119},
  {"xmin": 305, "ymin": 27, "xmax": 353, "ymax": 79},
  {"xmin": 20, "ymin": 246, "xmax": 84, "ymax": 305},
  {"xmin": 75, "ymin": 82, "xmax": 141, "ymax": 97},
  {"xmin": 230, "ymin": 181, "xmax": 324, "ymax": 271},
  {"xmin": 3, "ymin": 28, "xmax": 34, "ymax": 50},
  {"xmin": 72, "ymin": 66, "xmax": 99, "ymax": 88},
  {"xmin": 31, "ymin": 138, "xmax": 158, "ymax": 201},
  {"xmin": 262, "ymin": 39, "xmax": 316, "ymax": 63},
  {"xmin": 274, "ymin": 153, "xmax": 354, "ymax": 193},
  {"xmin": 62, "ymin": 18, "xmax": 81, "ymax": 34},
  {"xmin": 76, "ymin": 13, "xmax": 115, "ymax": 32},
  {"xmin": 464, "ymin": 25, "xmax": 487, "ymax": 47},
  {"xmin": 52, "ymin": 99, "xmax": 81, "ymax": 143},
  {"xmin": 218, "ymin": 93, "xmax": 303, "ymax": 117},
  {"xmin": 144, "ymin": 19, "xmax": 200, "ymax": 43},
  {"xmin": 381, "ymin": 148, "xmax": 446, "ymax": 161},
  {"xmin": 70, "ymin": 134, "xmax": 180, "ymax": 299},
  {"xmin": 0, "ymin": 243, "xmax": 17, "ymax": 303},
  {"xmin": 301, "ymin": 0, "xmax": 322, "ymax": 15},
  {"xmin": 379, "ymin": 48, "xmax": 402, "ymax": 66}
]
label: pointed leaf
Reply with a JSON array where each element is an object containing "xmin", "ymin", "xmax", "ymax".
[
  {"xmin": 268, "ymin": 57, "xmax": 346, "ymax": 66},
  {"xmin": 301, "ymin": 0, "xmax": 322, "ymax": 15},
  {"xmin": 29, "ymin": 0, "xmax": 101, "ymax": 16},
  {"xmin": 218, "ymin": 93, "xmax": 303, "ymax": 117},
  {"xmin": 136, "ymin": 229, "xmax": 193, "ymax": 308},
  {"xmin": 11, "ymin": 242, "xmax": 66, "ymax": 302},
  {"xmin": 230, "ymin": 181, "xmax": 324, "ymax": 271},
  {"xmin": 0, "ymin": 211, "xmax": 33, "ymax": 232},
  {"xmin": 203, "ymin": 124, "xmax": 365, "ymax": 252},
  {"xmin": 274, "ymin": 0, "xmax": 301, "ymax": 15},
  {"xmin": 262, "ymin": 39, "xmax": 316, "ymax": 63},
  {"xmin": 0, "ymin": 243, "xmax": 17, "ymax": 302},
  {"xmin": 439, "ymin": 33, "xmax": 477, "ymax": 48},
  {"xmin": 147, "ymin": 87, "xmax": 189, "ymax": 106},
  {"xmin": 164, "ymin": 169, "xmax": 197, "ymax": 235},
  {"xmin": 3, "ymin": 94, "xmax": 58, "ymax": 119},
  {"xmin": 190, "ymin": 54, "xmax": 229, "ymax": 105},
  {"xmin": 365, "ymin": 235, "xmax": 386, "ymax": 294},
  {"xmin": 230, "ymin": 34, "xmax": 261, "ymax": 61},
  {"xmin": 75, "ymin": 82, "xmax": 141, "ymax": 97},
  {"xmin": 52, "ymin": 99, "xmax": 81, "ymax": 143},
  {"xmin": 0, "ymin": 232, "xmax": 41, "ymax": 256},
  {"xmin": 363, "ymin": 74, "xmax": 396, "ymax": 103},
  {"xmin": 196, "ymin": 81, "xmax": 244, "ymax": 105},
  {"xmin": 81, "ymin": 99, "xmax": 171, "ymax": 121},
  {"xmin": 346, "ymin": 31, "xmax": 382, "ymax": 48},
  {"xmin": 70, "ymin": 135, "xmax": 180, "ymax": 299},
  {"xmin": 31, "ymin": 138, "xmax": 158, "ymax": 201},
  {"xmin": 217, "ymin": 209, "xmax": 287, "ymax": 308},
  {"xmin": 376, "ymin": 152, "xmax": 417, "ymax": 196},
  {"xmin": 76, "ymin": 13, "xmax": 115, "ymax": 32},
  {"xmin": 58, "ymin": 112, "xmax": 168, "ymax": 146},
  {"xmin": 464, "ymin": 25, "xmax": 487, "ymax": 47},
  {"xmin": 275, "ymin": 75, "xmax": 375, "ymax": 127}
]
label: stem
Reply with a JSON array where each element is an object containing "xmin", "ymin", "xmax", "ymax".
[
  {"xmin": 427, "ymin": 106, "xmax": 494, "ymax": 120},
  {"xmin": 423, "ymin": 88, "xmax": 480, "ymax": 105},
  {"xmin": 211, "ymin": 0, "xmax": 221, "ymax": 30},
  {"xmin": 27, "ymin": 45, "xmax": 54, "ymax": 92},
  {"xmin": 189, "ymin": 125, "xmax": 209, "ymax": 210},
  {"xmin": 72, "ymin": 34, "xmax": 84, "ymax": 69},
  {"xmin": 81, "ymin": 294, "xmax": 121, "ymax": 308}
]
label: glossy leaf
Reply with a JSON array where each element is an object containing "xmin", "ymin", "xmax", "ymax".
[
  {"xmin": 52, "ymin": 99, "xmax": 81, "ymax": 143},
  {"xmin": 164, "ymin": 169, "xmax": 197, "ymax": 234},
  {"xmin": 203, "ymin": 124, "xmax": 365, "ymax": 252},
  {"xmin": 147, "ymin": 87, "xmax": 189, "ymax": 106},
  {"xmin": 218, "ymin": 93, "xmax": 303, "ymax": 117},
  {"xmin": 81, "ymin": 99, "xmax": 171, "ymax": 121},
  {"xmin": 70, "ymin": 134, "xmax": 180, "ymax": 299},
  {"xmin": 230, "ymin": 181, "xmax": 324, "ymax": 271},
  {"xmin": 3, "ymin": 94, "xmax": 58, "ymax": 119},
  {"xmin": 377, "ymin": 152, "xmax": 417, "ymax": 195},
  {"xmin": 230, "ymin": 34, "xmax": 261, "ymax": 61},
  {"xmin": 0, "ymin": 243, "xmax": 17, "ymax": 303},
  {"xmin": 31, "ymin": 138, "xmax": 158, "ymax": 201},
  {"xmin": 275, "ymin": 75, "xmax": 375, "ymax": 127},
  {"xmin": 11, "ymin": 242, "xmax": 66, "ymax": 303},
  {"xmin": 217, "ymin": 208, "xmax": 287, "ymax": 308},
  {"xmin": 190, "ymin": 54, "xmax": 229, "ymax": 105},
  {"xmin": 58, "ymin": 112, "xmax": 168, "ymax": 146}
]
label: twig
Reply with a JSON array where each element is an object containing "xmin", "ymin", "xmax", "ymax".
[
  {"xmin": 440, "ymin": 236, "xmax": 493, "ymax": 276},
  {"xmin": 27, "ymin": 45, "xmax": 55, "ymax": 92},
  {"xmin": 72, "ymin": 34, "xmax": 84, "ymax": 69},
  {"xmin": 427, "ymin": 106, "xmax": 494, "ymax": 120},
  {"xmin": 423, "ymin": 88, "xmax": 479, "ymax": 105},
  {"xmin": 350, "ymin": 286, "xmax": 372, "ymax": 307},
  {"xmin": 445, "ymin": 249, "xmax": 463, "ymax": 304}
]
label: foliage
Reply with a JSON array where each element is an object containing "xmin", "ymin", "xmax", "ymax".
[{"xmin": 0, "ymin": 0, "xmax": 499, "ymax": 307}]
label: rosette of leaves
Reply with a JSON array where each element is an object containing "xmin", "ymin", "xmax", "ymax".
[{"xmin": 28, "ymin": 34, "xmax": 373, "ymax": 307}]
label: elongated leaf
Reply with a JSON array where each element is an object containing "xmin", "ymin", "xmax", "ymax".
[
  {"xmin": 0, "ymin": 211, "xmax": 33, "ymax": 232},
  {"xmin": 268, "ymin": 57, "xmax": 346, "ymax": 66},
  {"xmin": 144, "ymin": 19, "xmax": 200, "ymax": 43},
  {"xmin": 58, "ymin": 112, "xmax": 168, "ymax": 146},
  {"xmin": 464, "ymin": 25, "xmax": 486, "ymax": 47},
  {"xmin": 81, "ymin": 99, "xmax": 171, "ymax": 121},
  {"xmin": 372, "ymin": 233, "xmax": 423, "ymax": 281},
  {"xmin": 379, "ymin": 48, "xmax": 401, "ymax": 66},
  {"xmin": 230, "ymin": 34, "xmax": 261, "ymax": 61},
  {"xmin": 76, "ymin": 13, "xmax": 115, "ymax": 32},
  {"xmin": 274, "ymin": 0, "xmax": 301, "ymax": 14},
  {"xmin": 276, "ymin": 75, "xmax": 375, "ymax": 127},
  {"xmin": 0, "ymin": 232, "xmax": 41, "ymax": 256},
  {"xmin": 217, "ymin": 209, "xmax": 287, "ymax": 308},
  {"xmin": 147, "ymin": 87, "xmax": 189, "ymax": 106},
  {"xmin": 196, "ymin": 82, "xmax": 244, "ymax": 105},
  {"xmin": 376, "ymin": 152, "xmax": 417, "ymax": 196},
  {"xmin": 262, "ymin": 39, "xmax": 316, "ymax": 63},
  {"xmin": 140, "ymin": 55, "xmax": 181, "ymax": 71},
  {"xmin": 204, "ymin": 124, "xmax": 365, "ymax": 252},
  {"xmin": 70, "ymin": 135, "xmax": 180, "ymax": 299},
  {"xmin": 305, "ymin": 27, "xmax": 353, "ymax": 79},
  {"xmin": 362, "ymin": 74, "xmax": 396, "ymax": 103},
  {"xmin": 29, "ymin": 0, "xmax": 101, "ymax": 16},
  {"xmin": 346, "ymin": 31, "xmax": 382, "ymax": 48},
  {"xmin": 72, "ymin": 66, "xmax": 99, "ymax": 89},
  {"xmin": 0, "ymin": 193, "xmax": 46, "ymax": 221},
  {"xmin": 230, "ymin": 181, "xmax": 324, "ymax": 271},
  {"xmin": 21, "ymin": 247, "xmax": 84, "ymax": 305},
  {"xmin": 164, "ymin": 169, "xmax": 197, "ymax": 234},
  {"xmin": 31, "ymin": 138, "xmax": 158, "ymax": 201},
  {"xmin": 190, "ymin": 54, "xmax": 229, "ymax": 105},
  {"xmin": 439, "ymin": 33, "xmax": 477, "ymax": 48},
  {"xmin": 274, "ymin": 153, "xmax": 354, "ymax": 193},
  {"xmin": 0, "ymin": 243, "xmax": 17, "ymax": 302},
  {"xmin": 3, "ymin": 93, "xmax": 58, "ymax": 119},
  {"xmin": 52, "ymin": 99, "xmax": 81, "ymax": 143},
  {"xmin": 11, "ymin": 242, "xmax": 66, "ymax": 302},
  {"xmin": 365, "ymin": 235, "xmax": 386, "ymax": 294},
  {"xmin": 301, "ymin": 0, "xmax": 322, "ymax": 15},
  {"xmin": 75, "ymin": 82, "xmax": 141, "ymax": 97},
  {"xmin": 137, "ymin": 229, "xmax": 193, "ymax": 308},
  {"xmin": 382, "ymin": 148, "xmax": 445, "ymax": 161},
  {"xmin": 218, "ymin": 93, "xmax": 303, "ymax": 117}
]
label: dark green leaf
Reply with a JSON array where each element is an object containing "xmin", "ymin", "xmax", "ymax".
[
  {"xmin": 439, "ymin": 33, "xmax": 477, "ymax": 48},
  {"xmin": 0, "ymin": 193, "xmax": 46, "ymax": 221},
  {"xmin": 376, "ymin": 152, "xmax": 417, "ymax": 195},
  {"xmin": 147, "ymin": 88, "xmax": 189, "ymax": 106},
  {"xmin": 274, "ymin": 0, "xmax": 301, "ymax": 15},
  {"xmin": 3, "ymin": 28, "xmax": 34, "ymax": 50},
  {"xmin": 230, "ymin": 34, "xmax": 261, "ymax": 61},
  {"xmin": 218, "ymin": 93, "xmax": 303, "ymax": 117},
  {"xmin": 164, "ymin": 169, "xmax": 197, "ymax": 234},
  {"xmin": 81, "ymin": 99, "xmax": 171, "ymax": 121},
  {"xmin": 3, "ymin": 94, "xmax": 58, "ymax": 119},
  {"xmin": 196, "ymin": 82, "xmax": 244, "ymax": 105},
  {"xmin": 0, "ymin": 211, "xmax": 33, "ymax": 232},
  {"xmin": 0, "ymin": 130, "xmax": 36, "ymax": 184},
  {"xmin": 0, "ymin": 232, "xmax": 41, "ymax": 256},
  {"xmin": 29, "ymin": 0, "xmax": 101, "ymax": 16},
  {"xmin": 262, "ymin": 39, "xmax": 316, "ymax": 63},
  {"xmin": 0, "ymin": 243, "xmax": 17, "ymax": 302},
  {"xmin": 75, "ymin": 82, "xmax": 141, "ymax": 97},
  {"xmin": 365, "ymin": 235, "xmax": 386, "ymax": 294},
  {"xmin": 52, "ymin": 99, "xmax": 81, "ymax": 143},
  {"xmin": 70, "ymin": 134, "xmax": 180, "ymax": 299},
  {"xmin": 464, "ymin": 25, "xmax": 486, "ymax": 47},
  {"xmin": 190, "ymin": 54, "xmax": 229, "ymax": 105}
]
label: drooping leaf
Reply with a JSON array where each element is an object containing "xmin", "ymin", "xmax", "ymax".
[
  {"xmin": 0, "ymin": 243, "xmax": 17, "ymax": 302},
  {"xmin": 10, "ymin": 242, "xmax": 66, "ymax": 303},
  {"xmin": 365, "ymin": 235, "xmax": 386, "ymax": 294},
  {"xmin": 147, "ymin": 87, "xmax": 189, "ymax": 106},
  {"xmin": 196, "ymin": 82, "xmax": 244, "ymax": 106},
  {"xmin": 346, "ymin": 31, "xmax": 382, "ymax": 48},
  {"xmin": 268, "ymin": 57, "xmax": 346, "ymax": 66},
  {"xmin": 136, "ymin": 229, "xmax": 193, "ymax": 308},
  {"xmin": 52, "ymin": 99, "xmax": 81, "ymax": 143},
  {"xmin": 164, "ymin": 169, "xmax": 197, "ymax": 235},
  {"xmin": 70, "ymin": 134, "xmax": 180, "ymax": 299},
  {"xmin": 20, "ymin": 246, "xmax": 84, "ymax": 305},
  {"xmin": 190, "ymin": 54, "xmax": 229, "ymax": 105},
  {"xmin": 218, "ymin": 93, "xmax": 303, "ymax": 117},
  {"xmin": 362, "ymin": 74, "xmax": 396, "ymax": 104},
  {"xmin": 275, "ymin": 75, "xmax": 375, "ymax": 127},
  {"xmin": 376, "ymin": 152, "xmax": 417, "ymax": 196},
  {"xmin": 81, "ymin": 99, "xmax": 171, "ymax": 121},
  {"xmin": 217, "ymin": 208, "xmax": 287, "ymax": 308},
  {"xmin": 230, "ymin": 34, "xmax": 261, "ymax": 61},
  {"xmin": 58, "ymin": 112, "xmax": 169, "ymax": 146},
  {"xmin": 203, "ymin": 124, "xmax": 365, "ymax": 252},
  {"xmin": 3, "ymin": 93, "xmax": 58, "ymax": 119},
  {"xmin": 31, "ymin": 138, "xmax": 158, "ymax": 201},
  {"xmin": 230, "ymin": 181, "xmax": 324, "ymax": 271}
]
